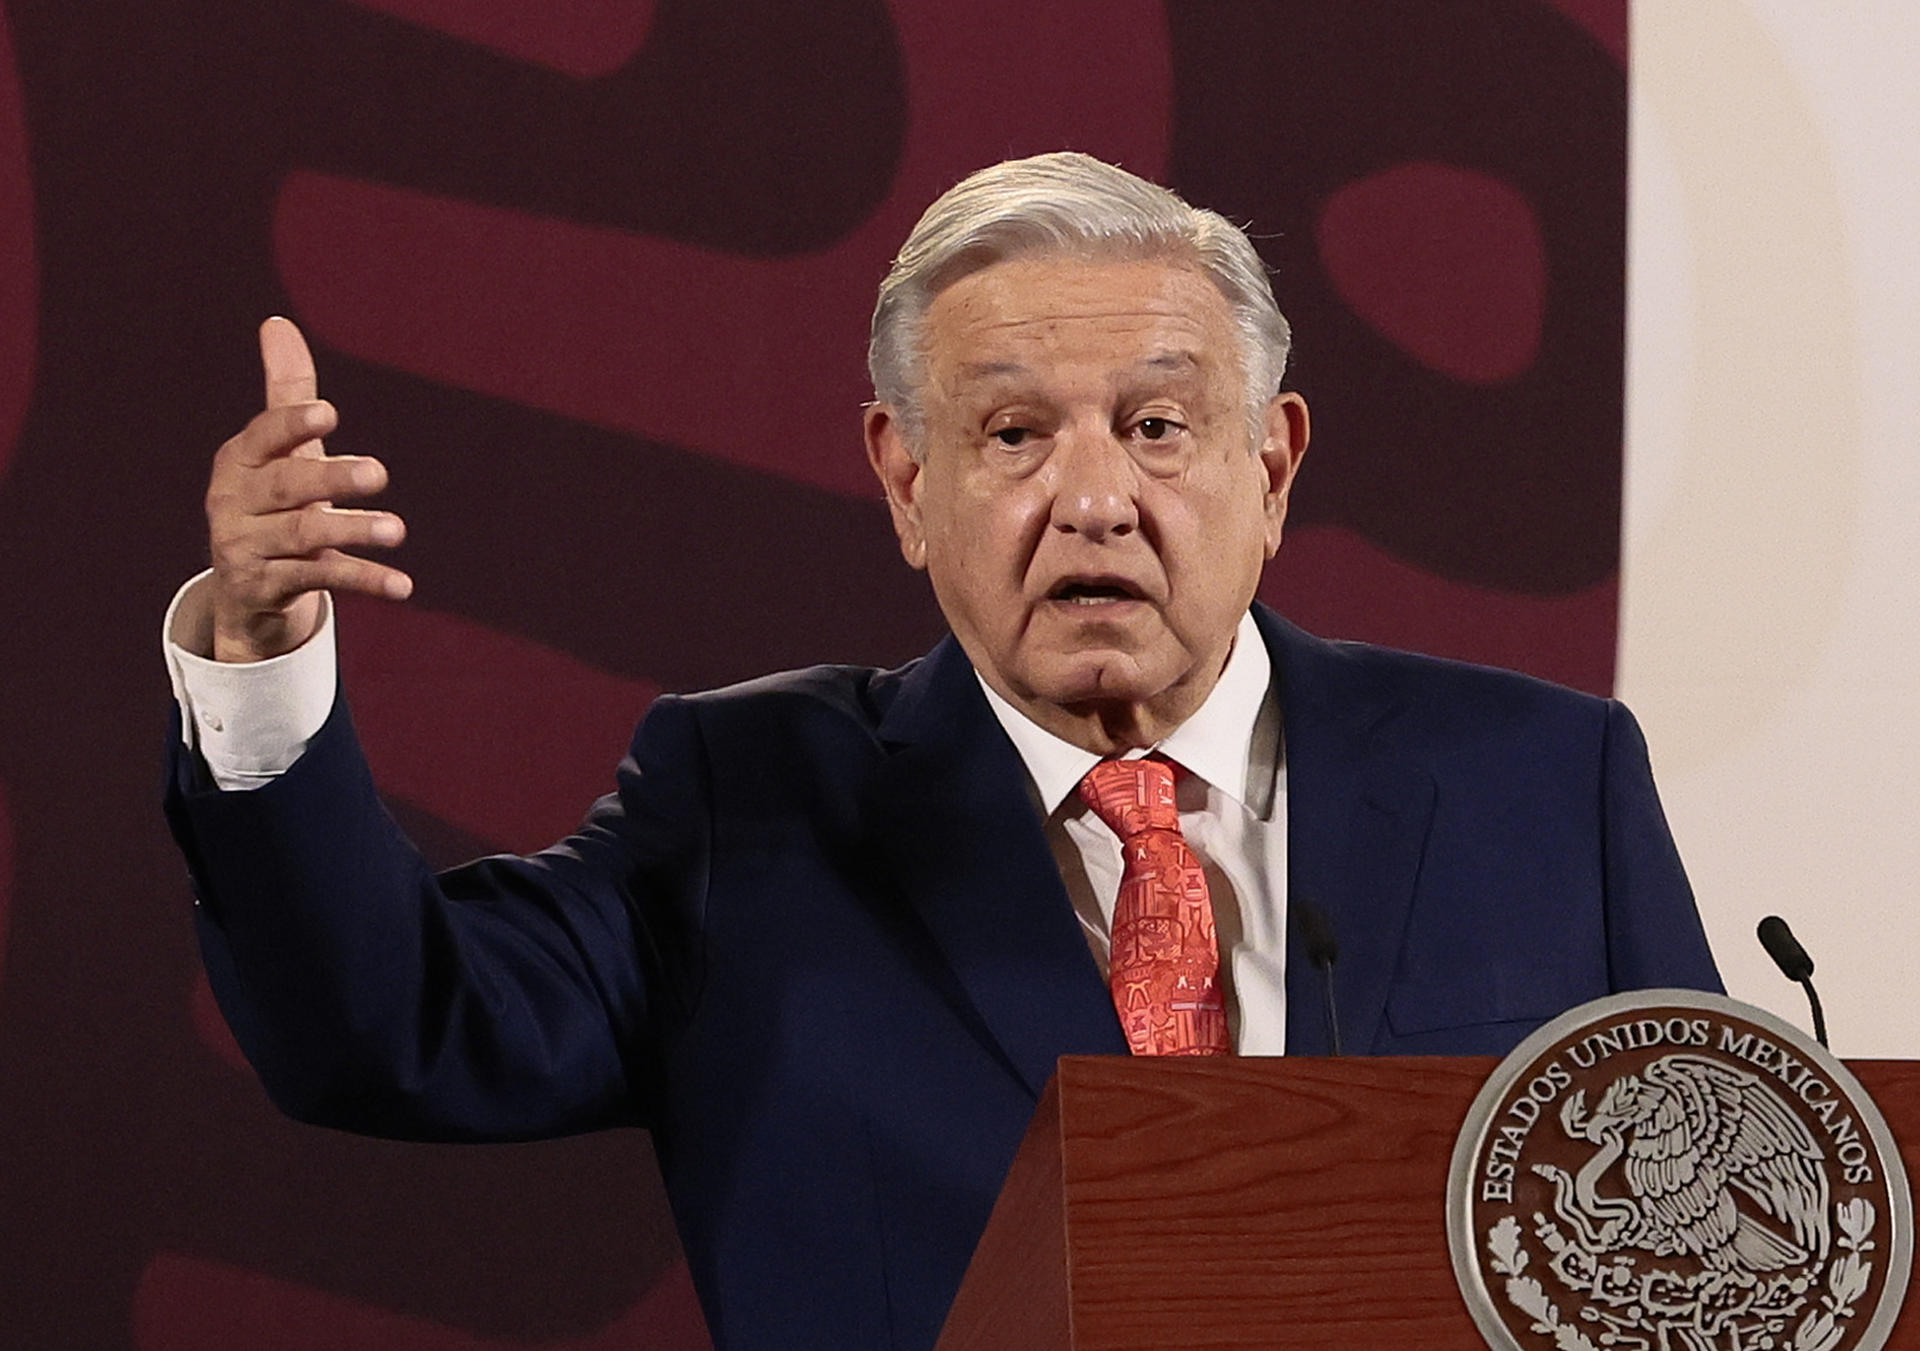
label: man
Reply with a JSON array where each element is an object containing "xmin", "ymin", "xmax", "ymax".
[{"xmin": 164, "ymin": 153, "xmax": 1719, "ymax": 1350}]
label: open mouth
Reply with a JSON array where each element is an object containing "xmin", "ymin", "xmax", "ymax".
[{"xmin": 1048, "ymin": 578, "xmax": 1145, "ymax": 606}]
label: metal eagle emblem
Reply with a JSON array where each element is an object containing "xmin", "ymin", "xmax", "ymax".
[{"xmin": 1450, "ymin": 991, "xmax": 1911, "ymax": 1351}]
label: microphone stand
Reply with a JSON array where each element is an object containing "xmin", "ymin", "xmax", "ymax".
[{"xmin": 1757, "ymin": 914, "xmax": 1829, "ymax": 1049}]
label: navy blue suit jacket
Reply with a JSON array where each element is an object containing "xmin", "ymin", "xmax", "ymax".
[{"xmin": 165, "ymin": 606, "xmax": 1721, "ymax": 1351}]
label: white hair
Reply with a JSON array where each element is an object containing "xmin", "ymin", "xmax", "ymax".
[{"xmin": 868, "ymin": 151, "xmax": 1292, "ymax": 455}]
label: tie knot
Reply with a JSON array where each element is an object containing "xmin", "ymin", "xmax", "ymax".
[{"xmin": 1077, "ymin": 757, "xmax": 1180, "ymax": 838}]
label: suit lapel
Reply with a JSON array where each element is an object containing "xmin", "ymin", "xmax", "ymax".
[
  {"xmin": 1260, "ymin": 609, "xmax": 1435, "ymax": 1057},
  {"xmin": 865, "ymin": 638, "xmax": 1126, "ymax": 1099},
  {"xmin": 865, "ymin": 613, "xmax": 1435, "ymax": 1074}
]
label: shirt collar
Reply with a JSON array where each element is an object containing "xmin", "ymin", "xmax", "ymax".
[{"xmin": 976, "ymin": 610, "xmax": 1275, "ymax": 815}]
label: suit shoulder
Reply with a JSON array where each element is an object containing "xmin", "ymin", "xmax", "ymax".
[
  {"xmin": 614, "ymin": 660, "xmax": 925, "ymax": 834},
  {"xmin": 1328, "ymin": 637, "xmax": 1603, "ymax": 704},
  {"xmin": 664, "ymin": 656, "xmax": 921, "ymax": 736},
  {"xmin": 1308, "ymin": 634, "xmax": 1612, "ymax": 742}
]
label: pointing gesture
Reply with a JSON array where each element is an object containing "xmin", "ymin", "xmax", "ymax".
[{"xmin": 206, "ymin": 318, "xmax": 412, "ymax": 662}]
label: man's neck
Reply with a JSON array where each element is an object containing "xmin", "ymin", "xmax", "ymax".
[
  {"xmin": 976, "ymin": 612, "xmax": 1276, "ymax": 814},
  {"xmin": 1027, "ymin": 697, "xmax": 1200, "ymax": 755},
  {"xmin": 990, "ymin": 644, "xmax": 1237, "ymax": 755}
]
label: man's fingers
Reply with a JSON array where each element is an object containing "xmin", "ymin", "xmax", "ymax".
[
  {"xmin": 226, "ymin": 550, "xmax": 414, "ymax": 611},
  {"xmin": 220, "ymin": 401, "xmax": 338, "ymax": 469},
  {"xmin": 208, "ymin": 318, "xmax": 408, "ymax": 662},
  {"xmin": 279, "ymin": 551, "xmax": 414, "ymax": 602},
  {"xmin": 260, "ymin": 316, "xmax": 318, "ymax": 410},
  {"xmin": 241, "ymin": 453, "xmax": 388, "ymax": 514},
  {"xmin": 233, "ymin": 503, "xmax": 407, "ymax": 561}
]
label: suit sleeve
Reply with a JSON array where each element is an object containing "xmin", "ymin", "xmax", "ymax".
[
  {"xmin": 1600, "ymin": 698, "xmax": 1723, "ymax": 994},
  {"xmin": 164, "ymin": 689, "xmax": 711, "ymax": 1142}
]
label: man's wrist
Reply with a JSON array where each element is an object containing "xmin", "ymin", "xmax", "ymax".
[{"xmin": 164, "ymin": 570, "xmax": 338, "ymax": 787}]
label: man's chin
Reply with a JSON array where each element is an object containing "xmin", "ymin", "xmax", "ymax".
[{"xmin": 1023, "ymin": 652, "xmax": 1166, "ymax": 711}]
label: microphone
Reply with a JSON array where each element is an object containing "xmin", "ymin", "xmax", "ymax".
[
  {"xmin": 1757, "ymin": 915, "xmax": 1828, "ymax": 1048},
  {"xmin": 1296, "ymin": 900, "xmax": 1343, "ymax": 1056}
]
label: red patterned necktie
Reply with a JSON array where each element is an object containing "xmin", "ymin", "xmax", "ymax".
[{"xmin": 1077, "ymin": 758, "xmax": 1230, "ymax": 1057}]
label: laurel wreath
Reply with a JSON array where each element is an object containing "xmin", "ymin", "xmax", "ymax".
[
  {"xmin": 1486, "ymin": 1198, "xmax": 1875, "ymax": 1351},
  {"xmin": 1487, "ymin": 1214, "xmax": 1603, "ymax": 1351},
  {"xmin": 1792, "ymin": 1197, "xmax": 1876, "ymax": 1351}
]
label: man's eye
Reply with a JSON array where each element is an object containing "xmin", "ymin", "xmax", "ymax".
[
  {"xmin": 992, "ymin": 427, "xmax": 1031, "ymax": 447},
  {"xmin": 1135, "ymin": 417, "xmax": 1180, "ymax": 441}
]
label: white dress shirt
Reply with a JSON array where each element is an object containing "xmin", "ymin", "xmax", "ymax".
[
  {"xmin": 164, "ymin": 571, "xmax": 338, "ymax": 790},
  {"xmin": 164, "ymin": 577, "xmax": 1290, "ymax": 1050},
  {"xmin": 977, "ymin": 611, "xmax": 1289, "ymax": 1053}
]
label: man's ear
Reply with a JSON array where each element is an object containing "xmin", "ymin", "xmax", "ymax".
[
  {"xmin": 865, "ymin": 403, "xmax": 928, "ymax": 571},
  {"xmin": 1257, "ymin": 392, "xmax": 1310, "ymax": 558}
]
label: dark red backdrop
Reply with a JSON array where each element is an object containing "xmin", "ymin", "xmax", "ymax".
[{"xmin": 0, "ymin": 2, "xmax": 1625, "ymax": 1346}]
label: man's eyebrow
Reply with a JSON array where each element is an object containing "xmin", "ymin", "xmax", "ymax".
[
  {"xmin": 955, "ymin": 360, "xmax": 1029, "ymax": 382},
  {"xmin": 956, "ymin": 352, "xmax": 1203, "ymax": 381}
]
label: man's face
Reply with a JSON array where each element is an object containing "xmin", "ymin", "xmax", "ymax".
[{"xmin": 866, "ymin": 254, "xmax": 1309, "ymax": 751}]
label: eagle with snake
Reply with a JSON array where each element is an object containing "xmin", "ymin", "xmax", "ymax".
[{"xmin": 1537, "ymin": 1052, "xmax": 1830, "ymax": 1281}]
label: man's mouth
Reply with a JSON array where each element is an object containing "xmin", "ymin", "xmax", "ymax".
[{"xmin": 1047, "ymin": 578, "xmax": 1146, "ymax": 606}]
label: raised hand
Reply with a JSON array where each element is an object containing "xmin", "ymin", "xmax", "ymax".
[{"xmin": 206, "ymin": 317, "xmax": 411, "ymax": 662}]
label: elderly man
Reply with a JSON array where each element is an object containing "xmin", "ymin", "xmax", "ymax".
[{"xmin": 164, "ymin": 153, "xmax": 1719, "ymax": 1351}]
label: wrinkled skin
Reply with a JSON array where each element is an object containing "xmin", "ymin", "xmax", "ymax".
[{"xmin": 866, "ymin": 255, "xmax": 1309, "ymax": 753}]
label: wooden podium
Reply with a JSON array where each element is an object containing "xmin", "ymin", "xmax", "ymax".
[{"xmin": 935, "ymin": 1055, "xmax": 1920, "ymax": 1350}]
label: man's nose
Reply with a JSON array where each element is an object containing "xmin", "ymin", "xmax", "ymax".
[{"xmin": 1048, "ymin": 428, "xmax": 1139, "ymax": 541}]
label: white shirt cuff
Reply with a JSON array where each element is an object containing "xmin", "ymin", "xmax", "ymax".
[{"xmin": 163, "ymin": 570, "xmax": 338, "ymax": 791}]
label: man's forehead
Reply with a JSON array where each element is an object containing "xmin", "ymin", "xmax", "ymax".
[
  {"xmin": 929, "ymin": 254, "xmax": 1226, "ymax": 325},
  {"xmin": 915, "ymin": 255, "xmax": 1243, "ymax": 409}
]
